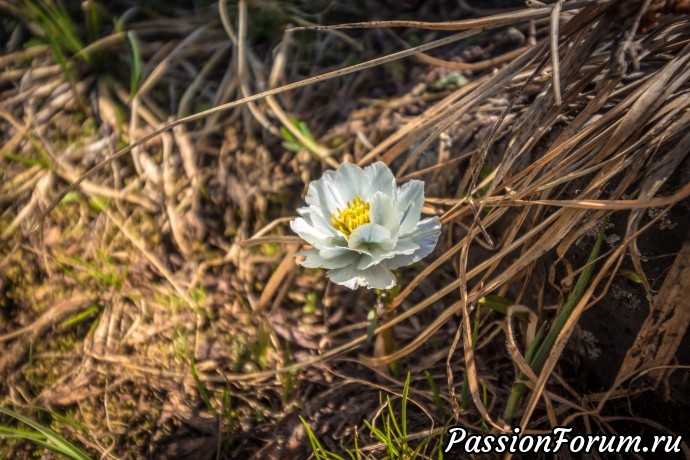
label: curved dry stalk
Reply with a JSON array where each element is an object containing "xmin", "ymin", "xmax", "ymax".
[
  {"xmin": 287, "ymin": 0, "xmax": 605, "ymax": 32},
  {"xmin": 265, "ymin": 22, "xmax": 336, "ymax": 167},
  {"xmin": 233, "ymin": 0, "xmax": 281, "ymax": 137}
]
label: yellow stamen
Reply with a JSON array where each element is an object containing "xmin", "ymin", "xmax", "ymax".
[{"xmin": 331, "ymin": 196, "xmax": 370, "ymax": 237}]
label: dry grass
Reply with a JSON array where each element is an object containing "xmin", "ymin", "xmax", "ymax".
[{"xmin": 2, "ymin": 0, "xmax": 690, "ymax": 458}]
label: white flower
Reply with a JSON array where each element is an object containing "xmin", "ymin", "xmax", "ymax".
[{"xmin": 290, "ymin": 162, "xmax": 441, "ymax": 290}]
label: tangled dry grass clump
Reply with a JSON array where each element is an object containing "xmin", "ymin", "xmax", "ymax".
[{"xmin": 1, "ymin": 0, "xmax": 690, "ymax": 458}]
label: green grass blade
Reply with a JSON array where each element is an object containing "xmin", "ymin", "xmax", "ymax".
[
  {"xmin": 60, "ymin": 305, "xmax": 100, "ymax": 329},
  {"xmin": 477, "ymin": 295, "xmax": 512, "ymax": 315},
  {"xmin": 127, "ymin": 31, "xmax": 142, "ymax": 99},
  {"xmin": 523, "ymin": 321, "xmax": 547, "ymax": 364},
  {"xmin": 505, "ymin": 221, "xmax": 606, "ymax": 418},
  {"xmin": 385, "ymin": 414, "xmax": 396, "ymax": 459},
  {"xmin": 363, "ymin": 418, "xmax": 399, "ymax": 458},
  {"xmin": 299, "ymin": 416, "xmax": 324, "ymax": 458},
  {"xmin": 0, "ymin": 407, "xmax": 90, "ymax": 460},
  {"xmin": 189, "ymin": 358, "xmax": 217, "ymax": 416},
  {"xmin": 401, "ymin": 373, "xmax": 409, "ymax": 439},
  {"xmin": 401, "ymin": 372, "xmax": 411, "ymax": 456},
  {"xmin": 0, "ymin": 425, "xmax": 48, "ymax": 440},
  {"xmin": 298, "ymin": 416, "xmax": 345, "ymax": 460},
  {"xmin": 424, "ymin": 371, "xmax": 446, "ymax": 418},
  {"xmin": 3, "ymin": 152, "xmax": 48, "ymax": 168}
]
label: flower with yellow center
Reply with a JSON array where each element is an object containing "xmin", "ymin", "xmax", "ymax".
[
  {"xmin": 330, "ymin": 196, "xmax": 370, "ymax": 237},
  {"xmin": 291, "ymin": 162, "xmax": 441, "ymax": 290}
]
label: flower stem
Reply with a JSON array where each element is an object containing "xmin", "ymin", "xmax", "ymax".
[{"xmin": 374, "ymin": 289, "xmax": 400, "ymax": 376}]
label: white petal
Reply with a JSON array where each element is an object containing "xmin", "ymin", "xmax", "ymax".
[
  {"xmin": 359, "ymin": 264, "xmax": 397, "ymax": 289},
  {"xmin": 356, "ymin": 249, "xmax": 393, "ymax": 270},
  {"xmin": 296, "ymin": 249, "xmax": 328, "ymax": 268},
  {"xmin": 297, "ymin": 249, "xmax": 358, "ymax": 269},
  {"xmin": 326, "ymin": 263, "xmax": 361, "ymax": 289},
  {"xmin": 333, "ymin": 162, "xmax": 368, "ymax": 200},
  {"xmin": 290, "ymin": 217, "xmax": 333, "ymax": 248},
  {"xmin": 391, "ymin": 238, "xmax": 419, "ymax": 256},
  {"xmin": 363, "ymin": 161, "xmax": 396, "ymax": 200},
  {"xmin": 327, "ymin": 263, "xmax": 396, "ymax": 290},
  {"xmin": 356, "ymin": 234, "xmax": 419, "ymax": 270},
  {"xmin": 369, "ymin": 191, "xmax": 400, "ymax": 234},
  {"xmin": 302, "ymin": 162, "xmax": 397, "ymax": 230},
  {"xmin": 319, "ymin": 246, "xmax": 355, "ymax": 259},
  {"xmin": 384, "ymin": 217, "xmax": 441, "ymax": 269},
  {"xmin": 348, "ymin": 223, "xmax": 394, "ymax": 251},
  {"xmin": 304, "ymin": 170, "xmax": 348, "ymax": 216},
  {"xmin": 297, "ymin": 206, "xmax": 337, "ymax": 237},
  {"xmin": 396, "ymin": 180, "xmax": 425, "ymax": 235},
  {"xmin": 305, "ymin": 163, "xmax": 372, "ymax": 221}
]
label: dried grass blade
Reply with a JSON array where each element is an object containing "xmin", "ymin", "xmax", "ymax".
[{"xmin": 613, "ymin": 240, "xmax": 690, "ymax": 387}]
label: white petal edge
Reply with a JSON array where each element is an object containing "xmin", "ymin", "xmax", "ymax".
[
  {"xmin": 355, "ymin": 236, "xmax": 418, "ymax": 270},
  {"xmin": 384, "ymin": 216, "xmax": 441, "ymax": 270},
  {"xmin": 348, "ymin": 223, "xmax": 394, "ymax": 251},
  {"xmin": 297, "ymin": 249, "xmax": 359, "ymax": 270},
  {"xmin": 363, "ymin": 162, "xmax": 397, "ymax": 200},
  {"xmin": 333, "ymin": 162, "xmax": 369, "ymax": 201},
  {"xmin": 304, "ymin": 170, "xmax": 348, "ymax": 217},
  {"xmin": 327, "ymin": 263, "xmax": 396, "ymax": 290},
  {"xmin": 368, "ymin": 191, "xmax": 400, "ymax": 234},
  {"xmin": 396, "ymin": 180, "xmax": 425, "ymax": 235},
  {"xmin": 297, "ymin": 206, "xmax": 338, "ymax": 237},
  {"xmin": 290, "ymin": 217, "xmax": 335, "ymax": 248}
]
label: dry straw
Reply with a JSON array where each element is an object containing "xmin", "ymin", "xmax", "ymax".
[{"xmin": 2, "ymin": 0, "xmax": 690, "ymax": 456}]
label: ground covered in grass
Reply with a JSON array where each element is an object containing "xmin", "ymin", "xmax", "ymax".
[{"xmin": 2, "ymin": 1, "xmax": 690, "ymax": 458}]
